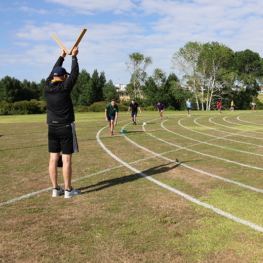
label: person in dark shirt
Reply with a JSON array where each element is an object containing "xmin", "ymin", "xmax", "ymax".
[
  {"xmin": 156, "ymin": 101, "xmax": 165, "ymax": 120},
  {"xmin": 128, "ymin": 99, "xmax": 141, "ymax": 125},
  {"xmin": 44, "ymin": 47, "xmax": 81, "ymax": 199},
  {"xmin": 105, "ymin": 99, "xmax": 119, "ymax": 136}
]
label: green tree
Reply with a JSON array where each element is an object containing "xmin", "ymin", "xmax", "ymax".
[
  {"xmin": 71, "ymin": 69, "xmax": 91, "ymax": 106},
  {"xmin": 0, "ymin": 76, "xmax": 22, "ymax": 103},
  {"xmin": 103, "ymin": 80, "xmax": 119, "ymax": 102},
  {"xmin": 198, "ymin": 42, "xmax": 234, "ymax": 110},
  {"xmin": 172, "ymin": 41, "xmax": 202, "ymax": 110},
  {"xmin": 152, "ymin": 68, "xmax": 166, "ymax": 86},
  {"xmin": 126, "ymin": 52, "xmax": 152, "ymax": 98}
]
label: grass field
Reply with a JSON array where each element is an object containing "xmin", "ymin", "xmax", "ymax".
[{"xmin": 2, "ymin": 110, "xmax": 263, "ymax": 262}]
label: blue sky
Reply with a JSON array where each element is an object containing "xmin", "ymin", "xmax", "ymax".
[{"xmin": 1, "ymin": 0, "xmax": 263, "ymax": 84}]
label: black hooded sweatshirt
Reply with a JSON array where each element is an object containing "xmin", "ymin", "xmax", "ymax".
[{"xmin": 44, "ymin": 55, "xmax": 79, "ymax": 126}]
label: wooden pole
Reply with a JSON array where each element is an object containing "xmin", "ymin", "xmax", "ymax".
[
  {"xmin": 69, "ymin": 29, "xmax": 87, "ymax": 55},
  {"xmin": 51, "ymin": 34, "xmax": 70, "ymax": 54},
  {"xmin": 51, "ymin": 28, "xmax": 87, "ymax": 55}
]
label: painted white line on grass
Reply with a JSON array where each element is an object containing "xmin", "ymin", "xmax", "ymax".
[
  {"xmin": 160, "ymin": 119, "xmax": 263, "ymax": 171},
  {"xmin": 122, "ymin": 120, "xmax": 263, "ymax": 194},
  {"xmin": 96, "ymin": 121, "xmax": 263, "ymax": 233},
  {"xmin": 209, "ymin": 116, "xmax": 263, "ymax": 139},
  {"xmin": 237, "ymin": 115, "xmax": 263, "ymax": 126},
  {"xmin": 177, "ymin": 118, "xmax": 263, "ymax": 155},
  {"xmin": 195, "ymin": 116, "xmax": 263, "ymax": 139},
  {"xmin": 138, "ymin": 121, "xmax": 263, "ymax": 193},
  {"xmin": 195, "ymin": 117, "xmax": 263, "ymax": 145},
  {"xmin": 223, "ymin": 116, "xmax": 263, "ymax": 135},
  {"xmin": 0, "ymin": 117, "xmax": 150, "ymax": 207}
]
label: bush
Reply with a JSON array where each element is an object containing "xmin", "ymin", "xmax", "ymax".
[
  {"xmin": 88, "ymin": 101, "xmax": 108, "ymax": 112},
  {"xmin": 74, "ymin": 105, "xmax": 89, "ymax": 112},
  {"xmin": 166, "ymin": 105, "xmax": 175, "ymax": 111},
  {"xmin": 88, "ymin": 101, "xmax": 128, "ymax": 112},
  {"xmin": 0, "ymin": 101, "xmax": 12, "ymax": 115},
  {"xmin": 0, "ymin": 100, "xmax": 46, "ymax": 115},
  {"xmin": 146, "ymin": 106, "xmax": 156, "ymax": 111}
]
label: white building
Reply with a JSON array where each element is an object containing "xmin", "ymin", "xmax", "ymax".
[{"xmin": 115, "ymin": 84, "xmax": 130, "ymax": 101}]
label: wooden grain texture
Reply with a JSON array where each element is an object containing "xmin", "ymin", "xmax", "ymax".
[
  {"xmin": 51, "ymin": 34, "xmax": 70, "ymax": 54},
  {"xmin": 69, "ymin": 29, "xmax": 87, "ymax": 55}
]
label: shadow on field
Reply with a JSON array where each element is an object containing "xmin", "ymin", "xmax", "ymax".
[
  {"xmin": 0, "ymin": 135, "xmax": 2, "ymax": 138},
  {"xmin": 79, "ymin": 162, "xmax": 187, "ymax": 194}
]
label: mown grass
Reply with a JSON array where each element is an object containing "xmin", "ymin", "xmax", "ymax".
[{"xmin": 1, "ymin": 110, "xmax": 263, "ymax": 262}]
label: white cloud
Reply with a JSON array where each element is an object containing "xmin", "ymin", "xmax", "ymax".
[
  {"xmin": 19, "ymin": 6, "xmax": 47, "ymax": 14},
  {"xmin": 4, "ymin": 0, "xmax": 263, "ymax": 84},
  {"xmin": 45, "ymin": 0, "xmax": 137, "ymax": 14}
]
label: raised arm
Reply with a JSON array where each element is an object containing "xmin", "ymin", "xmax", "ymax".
[
  {"xmin": 45, "ymin": 49, "xmax": 66, "ymax": 83},
  {"xmin": 64, "ymin": 47, "xmax": 79, "ymax": 91}
]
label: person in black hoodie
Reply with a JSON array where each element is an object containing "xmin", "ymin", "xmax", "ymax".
[{"xmin": 44, "ymin": 47, "xmax": 81, "ymax": 199}]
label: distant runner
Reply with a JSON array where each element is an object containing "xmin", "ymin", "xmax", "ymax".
[
  {"xmin": 186, "ymin": 98, "xmax": 191, "ymax": 117},
  {"xmin": 157, "ymin": 102, "xmax": 165, "ymax": 120},
  {"xmin": 217, "ymin": 101, "xmax": 222, "ymax": 114},
  {"xmin": 250, "ymin": 102, "xmax": 257, "ymax": 112},
  {"xmin": 105, "ymin": 99, "xmax": 118, "ymax": 135},
  {"xmin": 128, "ymin": 99, "xmax": 141, "ymax": 125},
  {"xmin": 230, "ymin": 100, "xmax": 235, "ymax": 111}
]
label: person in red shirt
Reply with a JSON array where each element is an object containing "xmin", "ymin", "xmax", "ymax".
[{"xmin": 217, "ymin": 102, "xmax": 222, "ymax": 114}]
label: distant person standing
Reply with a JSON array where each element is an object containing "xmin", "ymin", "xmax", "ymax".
[
  {"xmin": 44, "ymin": 47, "xmax": 81, "ymax": 199},
  {"xmin": 186, "ymin": 98, "xmax": 192, "ymax": 117},
  {"xmin": 217, "ymin": 101, "xmax": 222, "ymax": 114},
  {"xmin": 157, "ymin": 102, "xmax": 165, "ymax": 120},
  {"xmin": 250, "ymin": 102, "xmax": 257, "ymax": 112},
  {"xmin": 230, "ymin": 100, "xmax": 235, "ymax": 111},
  {"xmin": 105, "ymin": 99, "xmax": 119, "ymax": 135},
  {"xmin": 128, "ymin": 99, "xmax": 141, "ymax": 125}
]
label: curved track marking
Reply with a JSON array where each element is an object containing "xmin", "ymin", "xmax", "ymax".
[
  {"xmin": 237, "ymin": 115, "xmax": 263, "ymax": 126},
  {"xmin": 195, "ymin": 116, "xmax": 263, "ymax": 139},
  {"xmin": 222, "ymin": 116, "xmax": 263, "ymax": 135},
  {"xmin": 0, "ymin": 117, "xmax": 151, "ymax": 207},
  {"xmin": 94, "ymin": 121, "xmax": 263, "ymax": 233},
  {"xmin": 179, "ymin": 117, "xmax": 263, "ymax": 149},
  {"xmin": 159, "ymin": 119, "xmax": 263, "ymax": 170},
  {"xmin": 209, "ymin": 116, "xmax": 263, "ymax": 139}
]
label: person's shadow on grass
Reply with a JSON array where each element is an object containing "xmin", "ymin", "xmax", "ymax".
[{"xmin": 78, "ymin": 161, "xmax": 188, "ymax": 194}]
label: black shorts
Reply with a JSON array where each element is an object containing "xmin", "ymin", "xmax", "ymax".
[{"xmin": 48, "ymin": 123, "xmax": 79, "ymax": 154}]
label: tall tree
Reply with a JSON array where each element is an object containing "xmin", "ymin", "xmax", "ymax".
[
  {"xmin": 152, "ymin": 68, "xmax": 166, "ymax": 86},
  {"xmin": 171, "ymin": 41, "xmax": 202, "ymax": 110},
  {"xmin": 103, "ymin": 80, "xmax": 119, "ymax": 102},
  {"xmin": 126, "ymin": 52, "xmax": 152, "ymax": 98},
  {"xmin": 198, "ymin": 42, "xmax": 234, "ymax": 110},
  {"xmin": 71, "ymin": 69, "xmax": 91, "ymax": 106},
  {"xmin": 0, "ymin": 76, "xmax": 22, "ymax": 103}
]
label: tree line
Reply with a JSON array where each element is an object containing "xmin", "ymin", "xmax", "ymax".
[
  {"xmin": 1, "ymin": 41, "xmax": 263, "ymax": 113},
  {"xmin": 126, "ymin": 43, "xmax": 263, "ymax": 110}
]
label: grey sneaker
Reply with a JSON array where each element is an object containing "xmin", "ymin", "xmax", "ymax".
[
  {"xmin": 64, "ymin": 187, "xmax": 81, "ymax": 198},
  {"xmin": 52, "ymin": 187, "xmax": 64, "ymax": 197}
]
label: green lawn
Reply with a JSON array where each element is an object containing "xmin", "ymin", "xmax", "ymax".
[{"xmin": 1, "ymin": 110, "xmax": 263, "ymax": 262}]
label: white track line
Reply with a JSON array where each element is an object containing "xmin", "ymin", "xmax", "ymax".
[
  {"xmin": 223, "ymin": 116, "xmax": 263, "ymax": 135},
  {"xmin": 160, "ymin": 119, "xmax": 263, "ymax": 171},
  {"xmin": 96, "ymin": 121, "xmax": 263, "ymax": 233},
  {"xmin": 141, "ymin": 120, "xmax": 263, "ymax": 193},
  {"xmin": 0, "ymin": 117, "xmax": 151, "ymax": 207},
  {"xmin": 194, "ymin": 116, "xmax": 263, "ymax": 143},
  {"xmin": 0, "ymin": 148, "xmax": 179, "ymax": 207},
  {"xmin": 177, "ymin": 118, "xmax": 263, "ymax": 154},
  {"xmin": 237, "ymin": 115, "xmax": 263, "ymax": 126},
  {"xmin": 195, "ymin": 116, "xmax": 263, "ymax": 139},
  {"xmin": 209, "ymin": 116, "xmax": 263, "ymax": 139}
]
